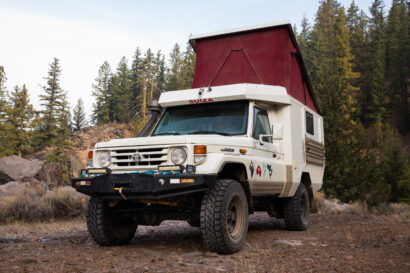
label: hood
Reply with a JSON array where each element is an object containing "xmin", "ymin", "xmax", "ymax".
[{"xmin": 95, "ymin": 135, "xmax": 253, "ymax": 149}]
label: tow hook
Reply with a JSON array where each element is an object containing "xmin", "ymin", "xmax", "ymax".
[{"xmin": 113, "ymin": 187, "xmax": 128, "ymax": 200}]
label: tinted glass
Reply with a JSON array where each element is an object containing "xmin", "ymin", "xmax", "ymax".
[
  {"xmin": 152, "ymin": 101, "xmax": 248, "ymax": 136},
  {"xmin": 306, "ymin": 112, "xmax": 314, "ymax": 135},
  {"xmin": 253, "ymin": 107, "xmax": 272, "ymax": 142}
]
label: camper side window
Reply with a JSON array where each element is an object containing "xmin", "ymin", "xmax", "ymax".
[
  {"xmin": 253, "ymin": 107, "xmax": 272, "ymax": 142},
  {"xmin": 306, "ymin": 111, "xmax": 314, "ymax": 135}
]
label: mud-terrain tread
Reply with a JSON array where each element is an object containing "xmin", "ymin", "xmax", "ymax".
[
  {"xmin": 283, "ymin": 183, "xmax": 309, "ymax": 231},
  {"xmin": 200, "ymin": 179, "xmax": 248, "ymax": 254},
  {"xmin": 86, "ymin": 198, "xmax": 136, "ymax": 246}
]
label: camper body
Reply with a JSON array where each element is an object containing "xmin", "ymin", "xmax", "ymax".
[{"xmin": 72, "ymin": 21, "xmax": 325, "ymax": 254}]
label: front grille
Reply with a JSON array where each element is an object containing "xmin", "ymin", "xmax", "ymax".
[{"xmin": 111, "ymin": 147, "xmax": 168, "ymax": 167}]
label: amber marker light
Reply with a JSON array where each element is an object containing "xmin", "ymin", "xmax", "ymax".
[
  {"xmin": 194, "ymin": 145, "xmax": 207, "ymax": 154},
  {"xmin": 194, "ymin": 145, "xmax": 207, "ymax": 164},
  {"xmin": 87, "ymin": 151, "xmax": 94, "ymax": 168},
  {"xmin": 240, "ymin": 149, "xmax": 247, "ymax": 154}
]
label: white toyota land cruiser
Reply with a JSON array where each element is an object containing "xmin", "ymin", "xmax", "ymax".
[{"xmin": 72, "ymin": 22, "xmax": 325, "ymax": 254}]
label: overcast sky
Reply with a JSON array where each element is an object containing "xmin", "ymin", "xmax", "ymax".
[{"xmin": 0, "ymin": 0, "xmax": 392, "ymax": 118}]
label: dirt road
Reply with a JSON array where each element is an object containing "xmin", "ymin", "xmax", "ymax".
[{"xmin": 0, "ymin": 213, "xmax": 409, "ymax": 272}]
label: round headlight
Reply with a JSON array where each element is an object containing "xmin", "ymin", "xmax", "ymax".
[
  {"xmin": 98, "ymin": 151, "xmax": 111, "ymax": 167},
  {"xmin": 171, "ymin": 148, "xmax": 187, "ymax": 165}
]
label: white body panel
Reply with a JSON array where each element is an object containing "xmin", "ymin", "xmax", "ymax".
[{"xmin": 93, "ymin": 84, "xmax": 325, "ymax": 197}]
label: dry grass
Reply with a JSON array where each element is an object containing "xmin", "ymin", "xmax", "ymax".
[
  {"xmin": 314, "ymin": 192, "xmax": 410, "ymax": 221},
  {"xmin": 0, "ymin": 184, "xmax": 88, "ymax": 224}
]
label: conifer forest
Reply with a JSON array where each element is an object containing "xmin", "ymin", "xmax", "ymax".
[{"xmin": 0, "ymin": 0, "xmax": 409, "ymax": 206}]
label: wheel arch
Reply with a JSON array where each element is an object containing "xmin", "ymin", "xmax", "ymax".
[{"xmin": 218, "ymin": 162, "xmax": 253, "ymax": 213}]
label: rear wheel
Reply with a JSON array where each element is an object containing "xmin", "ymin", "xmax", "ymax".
[
  {"xmin": 200, "ymin": 179, "xmax": 248, "ymax": 254},
  {"xmin": 87, "ymin": 198, "xmax": 137, "ymax": 246},
  {"xmin": 283, "ymin": 184, "xmax": 310, "ymax": 231}
]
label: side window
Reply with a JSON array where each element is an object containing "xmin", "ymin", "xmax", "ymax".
[
  {"xmin": 306, "ymin": 111, "xmax": 314, "ymax": 135},
  {"xmin": 253, "ymin": 107, "xmax": 272, "ymax": 142}
]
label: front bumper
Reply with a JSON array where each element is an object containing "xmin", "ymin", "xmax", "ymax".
[{"xmin": 71, "ymin": 172, "xmax": 217, "ymax": 200}]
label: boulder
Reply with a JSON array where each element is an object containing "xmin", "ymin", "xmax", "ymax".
[
  {"xmin": 36, "ymin": 162, "xmax": 64, "ymax": 187},
  {"xmin": 0, "ymin": 181, "xmax": 23, "ymax": 197},
  {"xmin": 0, "ymin": 179, "xmax": 48, "ymax": 197},
  {"xmin": 0, "ymin": 156, "xmax": 44, "ymax": 184},
  {"xmin": 0, "ymin": 171, "xmax": 13, "ymax": 185}
]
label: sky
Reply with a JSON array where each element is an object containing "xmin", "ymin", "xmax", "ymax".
[{"xmin": 0, "ymin": 0, "xmax": 392, "ymax": 118}]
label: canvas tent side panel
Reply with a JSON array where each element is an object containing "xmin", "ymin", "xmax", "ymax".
[{"xmin": 191, "ymin": 25, "xmax": 319, "ymax": 113}]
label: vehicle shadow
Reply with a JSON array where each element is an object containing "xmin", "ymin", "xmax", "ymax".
[
  {"xmin": 128, "ymin": 213, "xmax": 285, "ymax": 250},
  {"xmin": 248, "ymin": 213, "xmax": 286, "ymax": 231}
]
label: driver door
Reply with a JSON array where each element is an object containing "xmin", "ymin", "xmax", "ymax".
[{"xmin": 249, "ymin": 106, "xmax": 285, "ymax": 195}]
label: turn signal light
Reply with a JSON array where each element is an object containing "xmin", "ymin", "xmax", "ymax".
[
  {"xmin": 240, "ymin": 149, "xmax": 247, "ymax": 154},
  {"xmin": 88, "ymin": 151, "xmax": 93, "ymax": 159},
  {"xmin": 194, "ymin": 145, "xmax": 207, "ymax": 154}
]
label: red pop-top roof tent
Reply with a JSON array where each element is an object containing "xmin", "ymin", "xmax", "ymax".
[{"xmin": 189, "ymin": 21, "xmax": 321, "ymax": 114}]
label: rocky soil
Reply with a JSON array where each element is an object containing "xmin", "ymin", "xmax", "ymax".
[{"xmin": 0, "ymin": 213, "xmax": 409, "ymax": 273}]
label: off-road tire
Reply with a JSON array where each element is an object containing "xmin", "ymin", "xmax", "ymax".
[
  {"xmin": 87, "ymin": 198, "xmax": 137, "ymax": 246},
  {"xmin": 283, "ymin": 183, "xmax": 310, "ymax": 231},
  {"xmin": 200, "ymin": 179, "xmax": 248, "ymax": 254}
]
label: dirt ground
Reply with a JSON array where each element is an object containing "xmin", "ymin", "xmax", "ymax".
[{"xmin": 0, "ymin": 213, "xmax": 409, "ymax": 273}]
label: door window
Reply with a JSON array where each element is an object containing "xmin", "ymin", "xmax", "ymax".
[{"xmin": 253, "ymin": 107, "xmax": 272, "ymax": 143}]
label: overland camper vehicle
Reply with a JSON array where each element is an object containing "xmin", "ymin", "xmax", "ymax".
[{"xmin": 72, "ymin": 21, "xmax": 325, "ymax": 254}]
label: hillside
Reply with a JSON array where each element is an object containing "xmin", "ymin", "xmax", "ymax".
[{"xmin": 27, "ymin": 122, "xmax": 136, "ymax": 178}]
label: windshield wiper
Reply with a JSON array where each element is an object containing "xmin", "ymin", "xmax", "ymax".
[
  {"xmin": 187, "ymin": 130, "xmax": 232, "ymax": 136},
  {"xmin": 153, "ymin": 132, "xmax": 181, "ymax": 136}
]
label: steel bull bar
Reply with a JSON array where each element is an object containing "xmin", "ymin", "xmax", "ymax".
[{"xmin": 71, "ymin": 171, "xmax": 217, "ymax": 200}]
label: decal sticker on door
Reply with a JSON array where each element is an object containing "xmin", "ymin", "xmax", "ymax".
[
  {"xmin": 249, "ymin": 161, "xmax": 254, "ymax": 178},
  {"xmin": 267, "ymin": 164, "xmax": 272, "ymax": 178},
  {"xmin": 256, "ymin": 165, "xmax": 262, "ymax": 177}
]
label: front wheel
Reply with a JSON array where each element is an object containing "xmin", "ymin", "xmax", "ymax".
[
  {"xmin": 283, "ymin": 183, "xmax": 310, "ymax": 231},
  {"xmin": 86, "ymin": 198, "xmax": 138, "ymax": 246},
  {"xmin": 200, "ymin": 179, "xmax": 249, "ymax": 254}
]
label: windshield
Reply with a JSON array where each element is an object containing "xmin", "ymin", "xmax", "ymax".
[{"xmin": 152, "ymin": 101, "xmax": 248, "ymax": 136}]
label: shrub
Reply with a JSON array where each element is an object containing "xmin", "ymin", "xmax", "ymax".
[
  {"xmin": 0, "ymin": 184, "xmax": 88, "ymax": 224},
  {"xmin": 398, "ymin": 163, "xmax": 410, "ymax": 204}
]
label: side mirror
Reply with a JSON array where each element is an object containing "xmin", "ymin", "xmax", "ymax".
[
  {"xmin": 259, "ymin": 134, "xmax": 272, "ymax": 144},
  {"xmin": 272, "ymin": 124, "xmax": 283, "ymax": 140}
]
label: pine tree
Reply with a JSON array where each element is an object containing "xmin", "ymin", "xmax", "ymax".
[
  {"xmin": 0, "ymin": 66, "xmax": 14, "ymax": 156},
  {"xmin": 130, "ymin": 48, "xmax": 143, "ymax": 100},
  {"xmin": 46, "ymin": 94, "xmax": 72, "ymax": 184},
  {"xmin": 297, "ymin": 16, "xmax": 314, "ymax": 76},
  {"xmin": 72, "ymin": 98, "xmax": 87, "ymax": 131},
  {"xmin": 155, "ymin": 51, "xmax": 166, "ymax": 96},
  {"xmin": 8, "ymin": 85, "xmax": 34, "ymax": 157},
  {"xmin": 381, "ymin": 132, "xmax": 406, "ymax": 202},
  {"xmin": 92, "ymin": 61, "xmax": 112, "ymax": 125},
  {"xmin": 368, "ymin": 0, "xmax": 388, "ymax": 122},
  {"xmin": 180, "ymin": 43, "xmax": 196, "ymax": 89},
  {"xmin": 398, "ymin": 162, "xmax": 410, "ymax": 203},
  {"xmin": 110, "ymin": 57, "xmax": 132, "ymax": 123},
  {"xmin": 38, "ymin": 57, "xmax": 67, "ymax": 146},
  {"xmin": 166, "ymin": 44, "xmax": 183, "ymax": 90},
  {"xmin": 143, "ymin": 49, "xmax": 157, "ymax": 105},
  {"xmin": 386, "ymin": 0, "xmax": 409, "ymax": 133},
  {"xmin": 309, "ymin": 0, "xmax": 341, "ymax": 91},
  {"xmin": 133, "ymin": 49, "xmax": 159, "ymax": 124},
  {"xmin": 0, "ymin": 66, "xmax": 7, "ymax": 118},
  {"xmin": 347, "ymin": 1, "xmax": 372, "ymax": 124},
  {"xmin": 310, "ymin": 2, "xmax": 386, "ymax": 205}
]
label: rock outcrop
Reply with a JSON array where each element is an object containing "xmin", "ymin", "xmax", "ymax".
[
  {"xmin": 36, "ymin": 162, "xmax": 64, "ymax": 187},
  {"xmin": 0, "ymin": 156, "xmax": 44, "ymax": 184}
]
